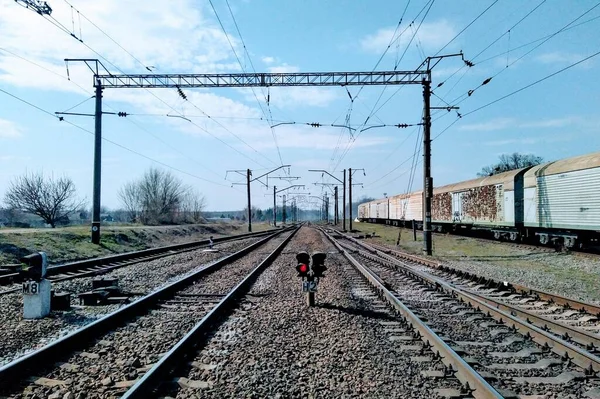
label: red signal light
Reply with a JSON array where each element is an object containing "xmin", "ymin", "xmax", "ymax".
[{"xmin": 299, "ymin": 264, "xmax": 308, "ymax": 273}]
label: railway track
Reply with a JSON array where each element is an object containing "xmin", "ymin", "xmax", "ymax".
[
  {"xmin": 366, "ymin": 240, "xmax": 600, "ymax": 336},
  {"xmin": 323, "ymin": 229, "xmax": 600, "ymax": 398},
  {"xmin": 0, "ymin": 226, "xmax": 298, "ymax": 398},
  {"xmin": 0, "ymin": 228, "xmax": 280, "ymax": 295}
]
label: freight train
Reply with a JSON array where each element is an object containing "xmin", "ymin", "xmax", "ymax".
[{"xmin": 358, "ymin": 152, "xmax": 600, "ymax": 248}]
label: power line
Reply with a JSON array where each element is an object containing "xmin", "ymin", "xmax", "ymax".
[
  {"xmin": 29, "ymin": 0, "xmax": 275, "ymax": 168},
  {"xmin": 433, "ymin": 0, "xmax": 499, "ymax": 56},
  {"xmin": 0, "ymin": 87, "xmax": 231, "ymax": 187},
  {"xmin": 0, "ymin": 47, "xmax": 225, "ymax": 179},
  {"xmin": 330, "ymin": 0, "xmax": 436, "ymax": 173},
  {"xmin": 432, "ymin": 48, "xmax": 600, "ymax": 141},
  {"xmin": 208, "ymin": 0, "xmax": 284, "ymax": 167}
]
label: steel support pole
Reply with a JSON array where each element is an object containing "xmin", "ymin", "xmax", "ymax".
[
  {"xmin": 247, "ymin": 169, "xmax": 252, "ymax": 232},
  {"xmin": 343, "ymin": 169, "xmax": 346, "ymax": 231},
  {"xmin": 91, "ymin": 79, "xmax": 103, "ymax": 245},
  {"xmin": 273, "ymin": 186, "xmax": 277, "ymax": 227},
  {"xmin": 423, "ymin": 79, "xmax": 433, "ymax": 255},
  {"xmin": 334, "ymin": 186, "xmax": 338, "ymax": 225},
  {"xmin": 283, "ymin": 195, "xmax": 287, "ymax": 224},
  {"xmin": 349, "ymin": 168, "xmax": 353, "ymax": 232}
]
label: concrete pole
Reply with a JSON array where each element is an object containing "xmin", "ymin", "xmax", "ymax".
[
  {"xmin": 273, "ymin": 185, "xmax": 276, "ymax": 227},
  {"xmin": 247, "ymin": 169, "xmax": 252, "ymax": 232},
  {"xmin": 349, "ymin": 168, "xmax": 353, "ymax": 232},
  {"xmin": 91, "ymin": 79, "xmax": 103, "ymax": 245},
  {"xmin": 343, "ymin": 169, "xmax": 346, "ymax": 231},
  {"xmin": 423, "ymin": 79, "xmax": 433, "ymax": 255}
]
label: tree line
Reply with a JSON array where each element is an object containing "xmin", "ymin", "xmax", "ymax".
[{"xmin": 1, "ymin": 167, "xmax": 205, "ymax": 228}]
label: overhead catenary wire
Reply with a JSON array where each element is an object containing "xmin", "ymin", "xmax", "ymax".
[
  {"xmin": 30, "ymin": 0, "xmax": 275, "ymax": 169},
  {"xmin": 431, "ymin": 48, "xmax": 600, "ymax": 142},
  {"xmin": 435, "ymin": 2, "xmax": 597, "ymax": 110},
  {"xmin": 0, "ymin": 47, "xmax": 225, "ymax": 179},
  {"xmin": 208, "ymin": 0, "xmax": 284, "ymax": 168},
  {"xmin": 330, "ymin": 0, "xmax": 436, "ymax": 173},
  {"xmin": 0, "ymin": 87, "xmax": 232, "ymax": 187}
]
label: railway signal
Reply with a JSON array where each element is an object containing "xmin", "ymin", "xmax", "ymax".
[
  {"xmin": 296, "ymin": 252, "xmax": 310, "ymax": 277},
  {"xmin": 294, "ymin": 251, "xmax": 327, "ymax": 306},
  {"xmin": 311, "ymin": 252, "xmax": 327, "ymax": 278}
]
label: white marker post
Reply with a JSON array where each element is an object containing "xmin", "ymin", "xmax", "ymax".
[{"xmin": 21, "ymin": 252, "xmax": 51, "ymax": 319}]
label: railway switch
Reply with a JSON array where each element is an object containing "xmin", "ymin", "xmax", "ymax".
[{"xmin": 19, "ymin": 252, "xmax": 51, "ymax": 319}]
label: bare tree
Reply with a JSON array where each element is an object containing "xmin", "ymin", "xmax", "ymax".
[
  {"xmin": 478, "ymin": 153, "xmax": 544, "ymax": 177},
  {"xmin": 4, "ymin": 172, "xmax": 84, "ymax": 228},
  {"xmin": 180, "ymin": 190, "xmax": 206, "ymax": 223},
  {"xmin": 138, "ymin": 168, "xmax": 188, "ymax": 224},
  {"xmin": 118, "ymin": 181, "xmax": 141, "ymax": 222}
]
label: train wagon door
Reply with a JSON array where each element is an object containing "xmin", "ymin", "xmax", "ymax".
[{"xmin": 452, "ymin": 192, "xmax": 464, "ymax": 222}]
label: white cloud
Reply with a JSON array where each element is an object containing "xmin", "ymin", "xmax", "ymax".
[
  {"xmin": 0, "ymin": 1, "xmax": 243, "ymax": 96},
  {"xmin": 0, "ymin": 155, "xmax": 31, "ymax": 162},
  {"xmin": 459, "ymin": 117, "xmax": 583, "ymax": 132},
  {"xmin": 268, "ymin": 64, "xmax": 299, "ymax": 73},
  {"xmin": 262, "ymin": 56, "xmax": 275, "ymax": 64},
  {"xmin": 0, "ymin": 119, "xmax": 23, "ymax": 138},
  {"xmin": 536, "ymin": 52, "xmax": 594, "ymax": 68},
  {"xmin": 361, "ymin": 20, "xmax": 457, "ymax": 54}
]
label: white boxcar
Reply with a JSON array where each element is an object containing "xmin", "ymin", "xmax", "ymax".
[{"xmin": 524, "ymin": 152, "xmax": 600, "ymax": 231}]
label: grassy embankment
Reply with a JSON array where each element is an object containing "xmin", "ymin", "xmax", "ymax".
[{"xmin": 0, "ymin": 221, "xmax": 273, "ymax": 265}]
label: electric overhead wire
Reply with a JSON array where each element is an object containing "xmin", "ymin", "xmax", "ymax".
[
  {"xmin": 0, "ymin": 47, "xmax": 225, "ymax": 179},
  {"xmin": 209, "ymin": 0, "xmax": 284, "ymax": 168},
  {"xmin": 430, "ymin": 48, "xmax": 600, "ymax": 143},
  {"xmin": 360, "ymin": 1, "xmax": 519, "ymax": 189},
  {"xmin": 326, "ymin": 0, "xmax": 415, "ymax": 173},
  {"xmin": 433, "ymin": 0, "xmax": 499, "ymax": 56},
  {"xmin": 48, "ymin": 0, "xmax": 275, "ymax": 169},
  {"xmin": 331, "ymin": 0, "xmax": 436, "ymax": 173},
  {"xmin": 369, "ymin": 4, "xmax": 599, "ymax": 196},
  {"xmin": 435, "ymin": 1, "xmax": 596, "ymax": 109},
  {"xmin": 372, "ymin": 0, "xmax": 506, "ymax": 122},
  {"xmin": 0, "ymin": 87, "xmax": 231, "ymax": 187}
]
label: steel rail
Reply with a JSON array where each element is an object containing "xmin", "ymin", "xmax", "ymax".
[
  {"xmin": 344, "ymin": 235, "xmax": 600, "ymax": 373},
  {"xmin": 121, "ymin": 225, "xmax": 300, "ymax": 398},
  {"xmin": 0, "ymin": 228, "xmax": 281, "ymax": 287},
  {"xmin": 368, "ymin": 242, "xmax": 600, "ymax": 332},
  {"xmin": 0, "ymin": 227, "xmax": 291, "ymax": 385},
  {"xmin": 321, "ymin": 229, "xmax": 504, "ymax": 399}
]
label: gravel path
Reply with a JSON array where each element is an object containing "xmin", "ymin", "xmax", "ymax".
[
  {"xmin": 0, "ymin": 237, "xmax": 263, "ymax": 367},
  {"xmin": 0, "ymin": 231, "xmax": 291, "ymax": 399},
  {"xmin": 167, "ymin": 227, "xmax": 458, "ymax": 398}
]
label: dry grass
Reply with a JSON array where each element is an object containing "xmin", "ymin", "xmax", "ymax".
[{"xmin": 0, "ymin": 221, "xmax": 273, "ymax": 265}]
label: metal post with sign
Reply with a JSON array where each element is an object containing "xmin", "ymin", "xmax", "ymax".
[
  {"xmin": 20, "ymin": 252, "xmax": 51, "ymax": 319},
  {"xmin": 295, "ymin": 252, "xmax": 327, "ymax": 306}
]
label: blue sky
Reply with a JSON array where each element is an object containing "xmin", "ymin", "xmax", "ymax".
[{"xmin": 1, "ymin": 0, "xmax": 599, "ymax": 212}]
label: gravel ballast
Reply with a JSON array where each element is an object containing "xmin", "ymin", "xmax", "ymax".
[
  {"xmin": 167, "ymin": 227, "xmax": 458, "ymax": 398},
  {"xmin": 358, "ymin": 225, "xmax": 600, "ymax": 305},
  {"xmin": 1, "ymin": 231, "xmax": 291, "ymax": 399},
  {"xmin": 0, "ymin": 236, "xmax": 264, "ymax": 367}
]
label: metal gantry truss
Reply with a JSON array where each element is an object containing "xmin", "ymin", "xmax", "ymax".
[
  {"xmin": 95, "ymin": 71, "xmax": 429, "ymax": 89},
  {"xmin": 73, "ymin": 60, "xmax": 446, "ymax": 253}
]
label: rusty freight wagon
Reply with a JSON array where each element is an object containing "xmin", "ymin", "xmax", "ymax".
[{"xmin": 358, "ymin": 151, "xmax": 600, "ymax": 248}]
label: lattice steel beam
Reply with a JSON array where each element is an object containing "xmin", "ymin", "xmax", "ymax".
[{"xmin": 96, "ymin": 71, "xmax": 429, "ymax": 88}]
